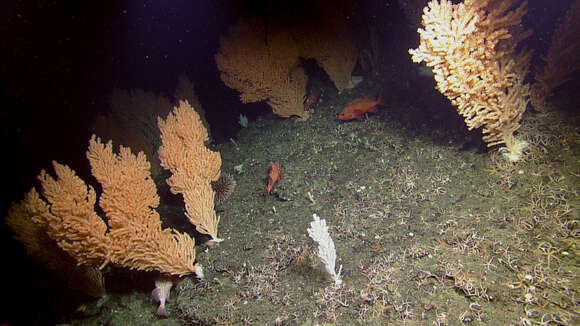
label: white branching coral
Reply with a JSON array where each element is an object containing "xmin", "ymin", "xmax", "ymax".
[{"xmin": 307, "ymin": 213, "xmax": 342, "ymax": 287}]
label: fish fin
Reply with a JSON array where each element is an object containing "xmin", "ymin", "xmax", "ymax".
[{"xmin": 157, "ymin": 303, "xmax": 168, "ymax": 317}]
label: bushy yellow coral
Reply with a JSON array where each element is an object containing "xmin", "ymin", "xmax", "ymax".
[
  {"xmin": 6, "ymin": 135, "xmax": 203, "ymax": 278},
  {"xmin": 409, "ymin": 0, "xmax": 532, "ymax": 161},
  {"xmin": 6, "ymin": 98, "xmax": 224, "ymax": 289},
  {"xmin": 158, "ymin": 100, "xmax": 222, "ymax": 243}
]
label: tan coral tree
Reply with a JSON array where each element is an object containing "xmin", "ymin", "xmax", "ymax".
[
  {"xmin": 87, "ymin": 135, "xmax": 201, "ymax": 276},
  {"xmin": 20, "ymin": 161, "xmax": 110, "ymax": 267},
  {"xmin": 158, "ymin": 100, "xmax": 223, "ymax": 243},
  {"xmin": 6, "ymin": 190, "xmax": 107, "ymax": 297},
  {"xmin": 531, "ymin": 0, "xmax": 580, "ymax": 112},
  {"xmin": 293, "ymin": 0, "xmax": 359, "ymax": 92},
  {"xmin": 215, "ymin": 17, "xmax": 309, "ymax": 120},
  {"xmin": 409, "ymin": 0, "xmax": 532, "ymax": 161},
  {"xmin": 6, "ymin": 136, "xmax": 202, "ymax": 278}
]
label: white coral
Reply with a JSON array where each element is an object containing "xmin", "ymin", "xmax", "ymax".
[{"xmin": 307, "ymin": 214, "xmax": 342, "ymax": 287}]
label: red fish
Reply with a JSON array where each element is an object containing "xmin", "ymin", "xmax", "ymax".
[
  {"xmin": 266, "ymin": 161, "xmax": 283, "ymax": 195},
  {"xmin": 338, "ymin": 96, "xmax": 385, "ymax": 121}
]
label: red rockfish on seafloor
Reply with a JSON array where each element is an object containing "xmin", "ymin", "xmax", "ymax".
[
  {"xmin": 266, "ymin": 161, "xmax": 283, "ymax": 195},
  {"xmin": 338, "ymin": 95, "xmax": 385, "ymax": 121}
]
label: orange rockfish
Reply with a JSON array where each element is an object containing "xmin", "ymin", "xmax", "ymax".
[
  {"xmin": 338, "ymin": 95, "xmax": 385, "ymax": 121},
  {"xmin": 266, "ymin": 161, "xmax": 283, "ymax": 195}
]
